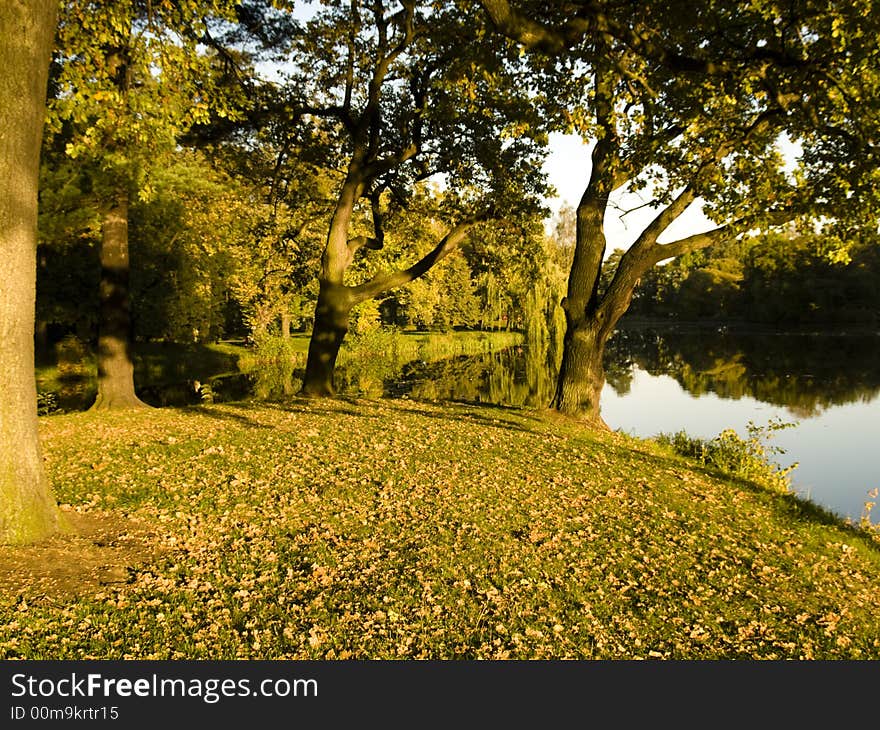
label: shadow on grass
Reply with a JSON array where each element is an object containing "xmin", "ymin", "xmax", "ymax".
[
  {"xmin": 627, "ymin": 440, "xmax": 880, "ymax": 554},
  {"xmin": 405, "ymin": 399, "xmax": 539, "ymax": 435},
  {"xmin": 189, "ymin": 396, "xmax": 388, "ymax": 425},
  {"xmin": 284, "ymin": 394, "xmax": 541, "ymax": 434},
  {"xmin": 186, "ymin": 403, "xmax": 276, "ymax": 430},
  {"xmin": 187, "ymin": 394, "xmax": 536, "ymax": 434}
]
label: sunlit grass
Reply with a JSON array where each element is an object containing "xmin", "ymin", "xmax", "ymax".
[{"xmin": 2, "ymin": 397, "xmax": 879, "ymax": 659}]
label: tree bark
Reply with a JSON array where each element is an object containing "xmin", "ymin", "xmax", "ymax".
[
  {"xmin": 550, "ymin": 126, "xmax": 616, "ymax": 426},
  {"xmin": 551, "ymin": 320, "xmax": 610, "ymax": 427},
  {"xmin": 300, "ymin": 281, "xmax": 355, "ymax": 397},
  {"xmin": 90, "ymin": 190, "xmax": 148, "ymax": 410},
  {"xmin": 280, "ymin": 311, "xmax": 291, "ymax": 339},
  {"xmin": 0, "ymin": 0, "xmax": 66, "ymax": 543}
]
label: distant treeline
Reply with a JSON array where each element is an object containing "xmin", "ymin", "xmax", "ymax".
[{"xmin": 620, "ymin": 229, "xmax": 880, "ymax": 327}]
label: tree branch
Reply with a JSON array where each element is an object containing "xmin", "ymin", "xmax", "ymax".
[
  {"xmin": 628, "ymin": 183, "xmax": 700, "ymax": 253},
  {"xmin": 479, "ymin": 0, "xmax": 812, "ymax": 73},
  {"xmin": 478, "ymin": 0, "xmax": 588, "ymax": 54},
  {"xmin": 350, "ymin": 214, "xmax": 489, "ymax": 301},
  {"xmin": 650, "ymin": 226, "xmax": 728, "ymax": 264},
  {"xmin": 346, "ymin": 187, "xmax": 386, "ymax": 255}
]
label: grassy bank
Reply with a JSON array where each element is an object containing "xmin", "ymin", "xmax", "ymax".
[{"xmin": 2, "ymin": 398, "xmax": 879, "ymax": 659}]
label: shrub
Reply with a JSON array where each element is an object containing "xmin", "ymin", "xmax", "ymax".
[
  {"xmin": 657, "ymin": 417, "xmax": 798, "ymax": 491},
  {"xmin": 36, "ymin": 390, "xmax": 61, "ymax": 416},
  {"xmin": 55, "ymin": 335, "xmax": 92, "ymax": 380}
]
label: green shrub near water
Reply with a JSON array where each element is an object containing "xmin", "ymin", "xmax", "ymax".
[{"xmin": 657, "ymin": 417, "xmax": 798, "ymax": 492}]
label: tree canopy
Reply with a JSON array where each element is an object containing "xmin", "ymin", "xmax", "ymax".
[{"xmin": 478, "ymin": 0, "xmax": 880, "ymax": 423}]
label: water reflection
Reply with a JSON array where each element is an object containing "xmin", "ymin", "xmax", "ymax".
[
  {"xmin": 43, "ymin": 326, "xmax": 880, "ymax": 419},
  {"xmin": 599, "ymin": 326, "xmax": 880, "ymax": 526},
  {"xmin": 604, "ymin": 326, "xmax": 880, "ymax": 417}
]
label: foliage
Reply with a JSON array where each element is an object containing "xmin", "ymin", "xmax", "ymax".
[
  {"xmin": 36, "ymin": 391, "xmax": 61, "ymax": 417},
  {"xmin": 630, "ymin": 228, "xmax": 880, "ymax": 325},
  {"xmin": 36, "ymin": 159, "xmax": 102, "ymax": 342},
  {"xmin": 860, "ymin": 489, "xmax": 880, "ymax": 543},
  {"xmin": 47, "ymin": 0, "xmax": 242, "ymax": 193},
  {"xmin": 478, "ymin": 0, "xmax": 880, "ymax": 420},
  {"xmin": 131, "ymin": 152, "xmax": 260, "ymax": 342},
  {"xmin": 657, "ymin": 418, "xmax": 799, "ymax": 492}
]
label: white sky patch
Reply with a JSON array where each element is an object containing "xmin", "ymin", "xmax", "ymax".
[
  {"xmin": 541, "ymin": 132, "xmax": 718, "ymax": 255},
  {"xmin": 777, "ymin": 131, "xmax": 803, "ymax": 181}
]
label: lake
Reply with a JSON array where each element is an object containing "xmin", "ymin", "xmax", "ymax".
[{"xmin": 41, "ymin": 326, "xmax": 880, "ymax": 525}]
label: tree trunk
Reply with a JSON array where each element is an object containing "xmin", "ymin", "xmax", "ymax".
[
  {"xmin": 280, "ymin": 311, "xmax": 291, "ymax": 339},
  {"xmin": 90, "ymin": 191, "xmax": 148, "ymax": 410},
  {"xmin": 550, "ymin": 146, "xmax": 612, "ymax": 426},
  {"xmin": 35, "ymin": 319, "xmax": 48, "ymax": 352},
  {"xmin": 0, "ymin": 0, "xmax": 66, "ymax": 543},
  {"xmin": 551, "ymin": 319, "xmax": 610, "ymax": 428},
  {"xmin": 300, "ymin": 281, "xmax": 354, "ymax": 397}
]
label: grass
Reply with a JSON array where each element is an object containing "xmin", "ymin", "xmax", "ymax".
[{"xmin": 2, "ymin": 396, "xmax": 879, "ymax": 659}]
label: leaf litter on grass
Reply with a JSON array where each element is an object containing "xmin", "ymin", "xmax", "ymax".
[{"xmin": 2, "ymin": 398, "xmax": 880, "ymax": 659}]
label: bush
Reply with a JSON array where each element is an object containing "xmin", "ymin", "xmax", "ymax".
[
  {"xmin": 238, "ymin": 335, "xmax": 304, "ymax": 369},
  {"xmin": 657, "ymin": 417, "xmax": 798, "ymax": 491},
  {"xmin": 55, "ymin": 335, "xmax": 92, "ymax": 380},
  {"xmin": 349, "ymin": 299, "xmax": 382, "ymax": 336},
  {"xmin": 36, "ymin": 390, "xmax": 61, "ymax": 416}
]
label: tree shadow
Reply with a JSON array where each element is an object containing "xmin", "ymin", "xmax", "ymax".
[
  {"xmin": 629, "ymin": 443, "xmax": 880, "ymax": 553},
  {"xmin": 381, "ymin": 397, "xmax": 540, "ymax": 434},
  {"xmin": 184, "ymin": 403, "xmax": 276, "ymax": 430}
]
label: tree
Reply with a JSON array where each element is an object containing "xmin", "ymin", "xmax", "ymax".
[
  {"xmin": 482, "ymin": 0, "xmax": 880, "ymax": 426},
  {"xmin": 0, "ymin": 0, "xmax": 65, "ymax": 543},
  {"xmin": 36, "ymin": 155, "xmax": 101, "ymax": 346},
  {"xmin": 131, "ymin": 152, "xmax": 260, "ymax": 342},
  {"xmin": 48, "ymin": 0, "xmax": 240, "ymax": 408},
  {"xmin": 282, "ymin": 0, "xmax": 547, "ymax": 396}
]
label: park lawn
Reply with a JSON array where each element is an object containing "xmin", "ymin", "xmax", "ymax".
[{"xmin": 1, "ymin": 397, "xmax": 879, "ymax": 659}]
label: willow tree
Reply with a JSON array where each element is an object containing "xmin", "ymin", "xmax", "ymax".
[
  {"xmin": 482, "ymin": 0, "xmax": 880, "ymax": 425},
  {"xmin": 0, "ymin": 0, "xmax": 65, "ymax": 543},
  {"xmin": 48, "ymin": 0, "xmax": 240, "ymax": 409},
  {"xmin": 281, "ymin": 0, "xmax": 547, "ymax": 396}
]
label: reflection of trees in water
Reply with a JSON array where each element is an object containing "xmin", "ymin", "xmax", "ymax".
[
  {"xmin": 43, "ymin": 324, "xmax": 880, "ymax": 417},
  {"xmin": 606, "ymin": 326, "xmax": 880, "ymax": 416},
  {"xmin": 389, "ymin": 348, "xmax": 549, "ymax": 407}
]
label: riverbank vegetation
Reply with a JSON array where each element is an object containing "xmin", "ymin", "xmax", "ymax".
[{"xmin": 624, "ymin": 228, "xmax": 880, "ymax": 327}]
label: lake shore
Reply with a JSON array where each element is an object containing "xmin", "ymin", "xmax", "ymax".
[{"xmin": 3, "ymin": 397, "xmax": 879, "ymax": 659}]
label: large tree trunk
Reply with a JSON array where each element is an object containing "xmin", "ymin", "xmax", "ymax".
[
  {"xmin": 0, "ymin": 0, "xmax": 66, "ymax": 543},
  {"xmin": 550, "ymin": 136, "xmax": 613, "ymax": 426},
  {"xmin": 300, "ymin": 281, "xmax": 355, "ymax": 397},
  {"xmin": 551, "ymin": 319, "xmax": 610, "ymax": 427},
  {"xmin": 90, "ymin": 191, "xmax": 147, "ymax": 410}
]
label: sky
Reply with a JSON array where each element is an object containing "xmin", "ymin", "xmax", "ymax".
[{"xmin": 540, "ymin": 132, "xmax": 719, "ymax": 251}]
